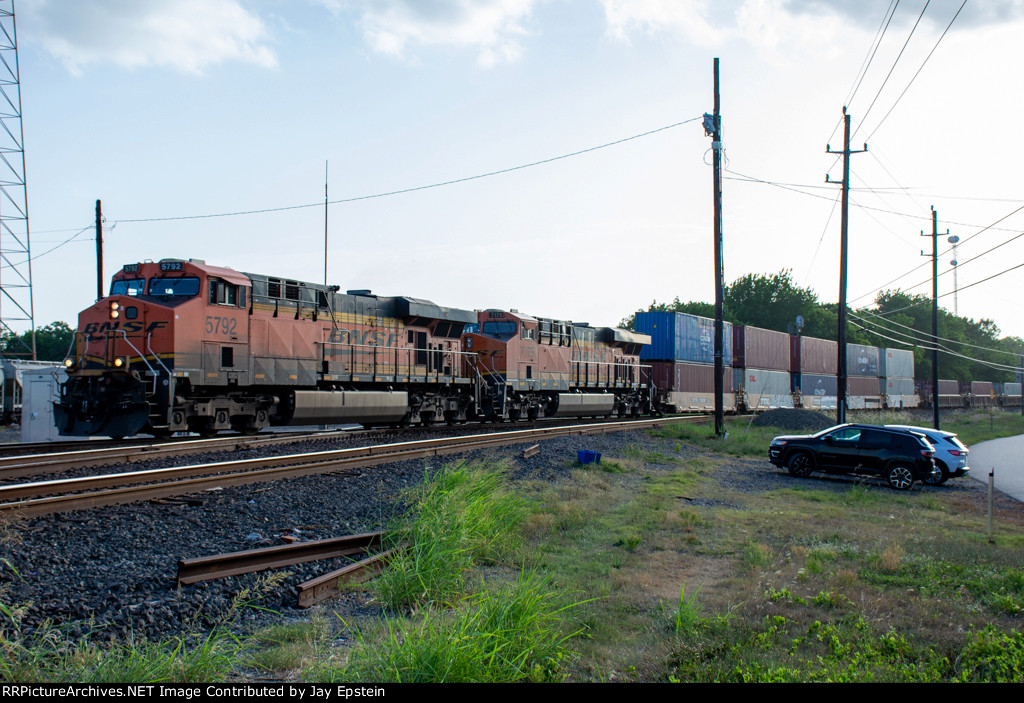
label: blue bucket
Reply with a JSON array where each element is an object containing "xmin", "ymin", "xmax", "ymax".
[{"xmin": 577, "ymin": 450, "xmax": 602, "ymax": 465}]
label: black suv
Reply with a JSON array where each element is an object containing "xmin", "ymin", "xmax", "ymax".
[{"xmin": 768, "ymin": 424, "xmax": 938, "ymax": 490}]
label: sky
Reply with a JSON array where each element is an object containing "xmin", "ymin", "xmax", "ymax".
[{"xmin": 7, "ymin": 0, "xmax": 1024, "ymax": 349}]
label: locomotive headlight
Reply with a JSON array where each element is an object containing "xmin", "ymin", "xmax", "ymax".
[
  {"xmin": 113, "ymin": 357, "xmax": 125, "ymax": 368},
  {"xmin": 63, "ymin": 358, "xmax": 76, "ymax": 372},
  {"xmin": 110, "ymin": 301, "xmax": 120, "ymax": 319}
]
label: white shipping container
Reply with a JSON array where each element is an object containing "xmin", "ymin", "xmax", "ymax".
[{"xmin": 880, "ymin": 348, "xmax": 915, "ymax": 378}]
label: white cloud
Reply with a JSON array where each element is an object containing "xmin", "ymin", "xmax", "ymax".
[
  {"xmin": 337, "ymin": 0, "xmax": 537, "ymax": 67},
  {"xmin": 600, "ymin": 0, "xmax": 846, "ymax": 63},
  {"xmin": 23, "ymin": 0, "xmax": 276, "ymax": 75},
  {"xmin": 600, "ymin": 0, "xmax": 723, "ymax": 46}
]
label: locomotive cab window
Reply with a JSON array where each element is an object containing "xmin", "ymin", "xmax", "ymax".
[
  {"xmin": 481, "ymin": 320, "xmax": 516, "ymax": 341},
  {"xmin": 110, "ymin": 278, "xmax": 145, "ymax": 297},
  {"xmin": 148, "ymin": 276, "xmax": 200, "ymax": 298},
  {"xmin": 209, "ymin": 279, "xmax": 242, "ymax": 307}
]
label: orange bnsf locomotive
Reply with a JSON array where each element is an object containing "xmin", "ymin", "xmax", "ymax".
[{"xmin": 55, "ymin": 259, "xmax": 652, "ymax": 438}]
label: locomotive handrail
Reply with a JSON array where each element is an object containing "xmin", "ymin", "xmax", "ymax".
[
  {"xmin": 320, "ymin": 341, "xmax": 479, "ymax": 382},
  {"xmin": 146, "ymin": 332, "xmax": 172, "ymax": 378},
  {"xmin": 116, "ymin": 330, "xmax": 156, "ymax": 377}
]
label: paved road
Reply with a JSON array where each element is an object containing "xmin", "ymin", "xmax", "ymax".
[{"xmin": 967, "ymin": 434, "xmax": 1024, "ymax": 503}]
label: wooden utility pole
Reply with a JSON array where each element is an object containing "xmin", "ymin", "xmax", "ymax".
[
  {"xmin": 95, "ymin": 199, "xmax": 103, "ymax": 300},
  {"xmin": 826, "ymin": 108, "xmax": 866, "ymax": 424},
  {"xmin": 924, "ymin": 207, "xmax": 940, "ymax": 430},
  {"xmin": 324, "ymin": 161, "xmax": 329, "ymax": 286},
  {"xmin": 706, "ymin": 58, "xmax": 726, "ymax": 437}
]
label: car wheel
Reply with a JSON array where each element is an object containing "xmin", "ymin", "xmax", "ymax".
[
  {"xmin": 923, "ymin": 460, "xmax": 949, "ymax": 486},
  {"xmin": 887, "ymin": 463, "xmax": 915, "ymax": 491},
  {"xmin": 787, "ymin": 451, "xmax": 815, "ymax": 478}
]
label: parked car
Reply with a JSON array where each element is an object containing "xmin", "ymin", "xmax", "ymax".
[
  {"xmin": 884, "ymin": 425, "xmax": 970, "ymax": 485},
  {"xmin": 768, "ymin": 423, "xmax": 939, "ymax": 490}
]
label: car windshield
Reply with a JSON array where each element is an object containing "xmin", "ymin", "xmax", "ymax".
[
  {"xmin": 148, "ymin": 276, "xmax": 200, "ymax": 297},
  {"xmin": 811, "ymin": 424, "xmax": 847, "ymax": 438}
]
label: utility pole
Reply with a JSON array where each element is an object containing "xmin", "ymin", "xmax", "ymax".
[
  {"xmin": 923, "ymin": 207, "xmax": 940, "ymax": 430},
  {"xmin": 705, "ymin": 58, "xmax": 725, "ymax": 437},
  {"xmin": 323, "ymin": 161, "xmax": 329, "ymax": 286},
  {"xmin": 826, "ymin": 108, "xmax": 866, "ymax": 424},
  {"xmin": 95, "ymin": 199, "xmax": 103, "ymax": 300}
]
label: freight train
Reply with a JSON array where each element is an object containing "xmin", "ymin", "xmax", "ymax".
[
  {"xmin": 634, "ymin": 310, "xmax": 1023, "ymax": 413},
  {"xmin": 54, "ymin": 259, "xmax": 652, "ymax": 438}
]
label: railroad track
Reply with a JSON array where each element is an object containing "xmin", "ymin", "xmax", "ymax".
[
  {"xmin": 0, "ymin": 416, "xmax": 707, "ymax": 517},
  {"xmin": 0, "ymin": 428, "xmax": 378, "ymax": 481},
  {"xmin": 0, "ymin": 415, "xmax": 707, "ymax": 482}
]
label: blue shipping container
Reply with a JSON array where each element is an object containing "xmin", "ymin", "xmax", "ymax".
[{"xmin": 635, "ymin": 311, "xmax": 733, "ymax": 365}]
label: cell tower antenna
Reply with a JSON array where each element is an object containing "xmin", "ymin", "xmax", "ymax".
[{"xmin": 0, "ymin": 0, "xmax": 35, "ymax": 359}]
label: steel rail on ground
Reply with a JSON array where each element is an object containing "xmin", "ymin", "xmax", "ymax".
[{"xmin": 0, "ymin": 416, "xmax": 709, "ymax": 517}]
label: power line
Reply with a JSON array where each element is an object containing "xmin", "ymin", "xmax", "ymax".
[
  {"xmin": 850, "ymin": 201, "xmax": 1024, "ymax": 303},
  {"xmin": 852, "ymin": 309, "xmax": 1023, "ymax": 359},
  {"xmin": 898, "ymin": 228, "xmax": 1024, "ymax": 295},
  {"xmin": 846, "ymin": 0, "xmax": 901, "ymax": 111},
  {"xmin": 864, "ymin": 0, "xmax": 968, "ymax": 142},
  {"xmin": 867, "ymin": 257, "xmax": 1024, "ymax": 318},
  {"xmin": 853, "ymin": 0, "xmax": 931, "ymax": 141},
  {"xmin": 0, "ymin": 224, "xmax": 93, "ymax": 269},
  {"xmin": 852, "ymin": 311, "xmax": 1023, "ymax": 371},
  {"xmin": 827, "ymin": 0, "xmax": 901, "ymax": 146},
  {"xmin": 114, "ymin": 117, "xmax": 703, "ymax": 225},
  {"xmin": 725, "ymin": 168, "xmax": 1021, "ymax": 235}
]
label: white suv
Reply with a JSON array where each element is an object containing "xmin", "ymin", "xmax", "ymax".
[{"xmin": 885, "ymin": 425, "xmax": 969, "ymax": 485}]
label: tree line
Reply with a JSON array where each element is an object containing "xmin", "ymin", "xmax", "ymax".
[{"xmin": 622, "ymin": 270, "xmax": 1024, "ymax": 383}]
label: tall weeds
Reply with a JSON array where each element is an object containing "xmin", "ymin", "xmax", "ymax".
[{"xmin": 374, "ymin": 460, "xmax": 527, "ymax": 608}]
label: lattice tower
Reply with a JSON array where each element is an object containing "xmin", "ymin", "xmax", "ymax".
[{"xmin": 0, "ymin": 0, "xmax": 34, "ymax": 358}]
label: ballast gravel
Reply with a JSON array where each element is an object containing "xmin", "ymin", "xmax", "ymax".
[{"xmin": 0, "ymin": 425, "xmax": 995, "ymax": 644}]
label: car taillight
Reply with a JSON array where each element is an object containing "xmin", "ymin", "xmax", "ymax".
[
  {"xmin": 921, "ymin": 449, "xmax": 934, "ymax": 458},
  {"xmin": 948, "ymin": 449, "xmax": 963, "ymax": 456}
]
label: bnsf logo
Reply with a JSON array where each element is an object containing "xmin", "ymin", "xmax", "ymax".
[
  {"xmin": 83, "ymin": 321, "xmax": 169, "ymax": 334},
  {"xmin": 327, "ymin": 329, "xmax": 399, "ymax": 346}
]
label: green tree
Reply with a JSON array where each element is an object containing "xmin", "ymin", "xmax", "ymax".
[{"xmin": 1, "ymin": 321, "xmax": 75, "ymax": 361}]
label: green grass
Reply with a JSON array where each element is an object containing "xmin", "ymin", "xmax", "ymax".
[
  {"xmin": 0, "ymin": 568, "xmax": 285, "ymax": 683},
  {"xmin": 374, "ymin": 459, "xmax": 527, "ymax": 609},
  {"xmin": 246, "ymin": 620, "xmax": 326, "ymax": 673},
  {"xmin": 0, "ymin": 620, "xmax": 244, "ymax": 683},
  {"xmin": 652, "ymin": 419, "xmax": 780, "ymax": 458},
  {"xmin": 312, "ymin": 570, "xmax": 580, "ymax": 683}
]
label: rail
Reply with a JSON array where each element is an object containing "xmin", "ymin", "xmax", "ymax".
[
  {"xmin": 176, "ymin": 531, "xmax": 383, "ymax": 586},
  {"xmin": 0, "ymin": 416, "xmax": 710, "ymax": 517}
]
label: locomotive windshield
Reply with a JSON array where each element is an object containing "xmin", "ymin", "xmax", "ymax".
[
  {"xmin": 148, "ymin": 276, "xmax": 201, "ymax": 297},
  {"xmin": 481, "ymin": 320, "xmax": 517, "ymax": 341},
  {"xmin": 110, "ymin": 279, "xmax": 145, "ymax": 296}
]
